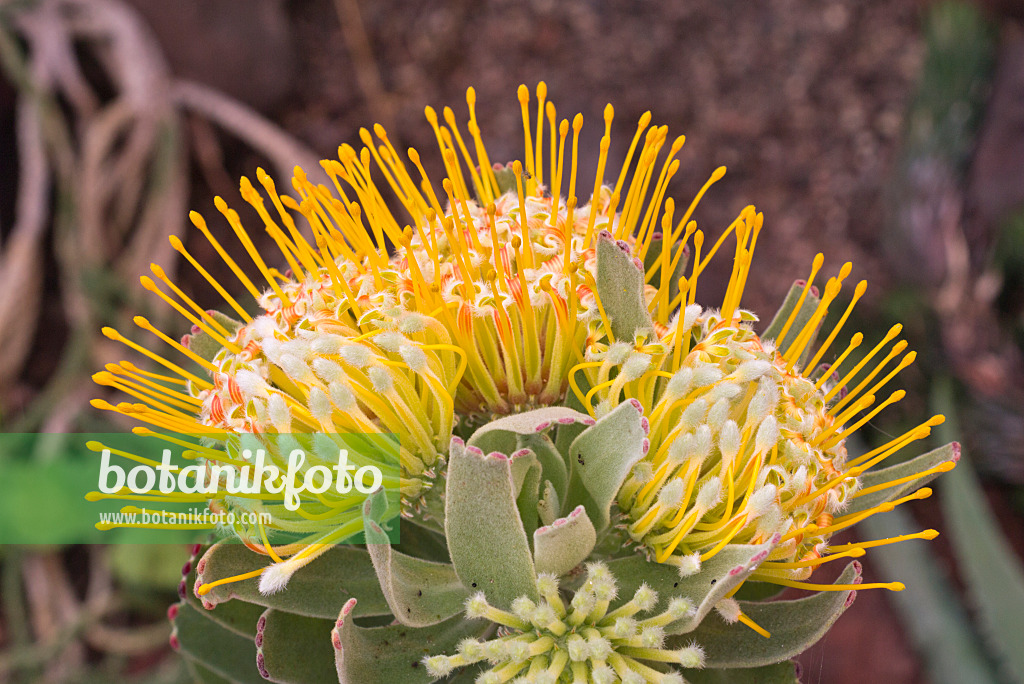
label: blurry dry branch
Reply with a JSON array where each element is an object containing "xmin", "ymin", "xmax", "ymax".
[{"xmin": 0, "ymin": 0, "xmax": 321, "ymax": 426}]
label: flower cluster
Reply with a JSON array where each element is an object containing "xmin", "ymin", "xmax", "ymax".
[
  {"xmin": 96, "ymin": 84, "xmax": 956, "ymax": 678},
  {"xmin": 425, "ymin": 564, "xmax": 703, "ymax": 684}
]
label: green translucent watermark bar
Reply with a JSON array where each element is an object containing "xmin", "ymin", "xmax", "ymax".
[{"xmin": 0, "ymin": 432, "xmax": 400, "ymax": 545}]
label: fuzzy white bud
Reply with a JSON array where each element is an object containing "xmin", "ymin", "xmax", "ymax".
[
  {"xmin": 374, "ymin": 331, "xmax": 405, "ymax": 352},
  {"xmin": 621, "ymin": 352, "xmax": 652, "ymax": 381},
  {"xmin": 718, "ymin": 420, "xmax": 742, "ymax": 464},
  {"xmin": 747, "ymin": 484, "xmax": 778, "ymax": 517},
  {"xmin": 606, "ymin": 341, "xmax": 632, "ymax": 365},
  {"xmin": 398, "ymin": 344, "xmax": 428, "ymax": 372},
  {"xmin": 733, "ymin": 360, "xmax": 771, "ymax": 383},
  {"xmin": 692, "ymin": 364, "xmax": 723, "ymax": 388},
  {"xmin": 367, "ymin": 366, "xmax": 393, "ymax": 394},
  {"xmin": 338, "ymin": 344, "xmax": 373, "ymax": 367},
  {"xmin": 676, "ymin": 642, "xmax": 706, "ymax": 669},
  {"xmin": 666, "ymin": 367, "xmax": 694, "ymax": 398},
  {"xmin": 310, "ymin": 334, "xmax": 345, "ymax": 355},
  {"xmin": 267, "ymin": 393, "xmax": 291, "ymax": 431},
  {"xmin": 676, "ymin": 552, "xmax": 702, "ymax": 577},
  {"xmin": 754, "ymin": 415, "xmax": 780, "ymax": 454},
  {"xmin": 679, "ymin": 399, "xmax": 708, "ymax": 431},
  {"xmin": 658, "ymin": 479, "xmax": 685, "ymax": 508},
  {"xmin": 715, "ymin": 598, "xmax": 742, "ymax": 623},
  {"xmin": 633, "ymin": 583, "xmax": 658, "ymax": 611},
  {"xmin": 707, "ymin": 398, "xmax": 731, "ymax": 428},
  {"xmin": 696, "ymin": 477, "xmax": 723, "ymax": 510},
  {"xmin": 681, "ymin": 303, "xmax": 702, "ymax": 332},
  {"xmin": 307, "ymin": 387, "xmax": 332, "ymax": 423}
]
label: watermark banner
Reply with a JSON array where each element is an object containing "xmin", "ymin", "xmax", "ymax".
[{"xmin": 0, "ymin": 432, "xmax": 401, "ymax": 545}]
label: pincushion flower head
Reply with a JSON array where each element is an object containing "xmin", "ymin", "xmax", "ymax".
[{"xmin": 94, "ymin": 83, "xmax": 959, "ymax": 683}]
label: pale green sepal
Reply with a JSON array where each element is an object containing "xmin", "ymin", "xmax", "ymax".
[
  {"xmin": 533, "ymin": 505, "xmax": 597, "ymax": 576},
  {"xmin": 596, "ymin": 229, "xmax": 654, "ymax": 342},
  {"xmin": 538, "ymin": 479, "xmax": 561, "ymax": 526},
  {"xmin": 364, "ymin": 489, "xmax": 469, "ymax": 627},
  {"xmin": 444, "ymin": 438, "xmax": 539, "ymax": 608},
  {"xmin": 565, "ymin": 400, "xmax": 648, "ymax": 534},
  {"xmin": 467, "ymin": 406, "xmax": 592, "ymax": 455},
  {"xmin": 518, "ymin": 432, "xmax": 568, "ymax": 506}
]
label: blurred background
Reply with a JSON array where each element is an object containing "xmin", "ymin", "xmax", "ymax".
[{"xmin": 0, "ymin": 0, "xmax": 1023, "ymax": 682}]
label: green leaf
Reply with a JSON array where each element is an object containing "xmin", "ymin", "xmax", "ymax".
[
  {"xmin": 171, "ymin": 601, "xmax": 263, "ymax": 684},
  {"xmin": 845, "ymin": 442, "xmax": 958, "ymax": 516},
  {"xmin": 565, "ymin": 400, "xmax": 648, "ymax": 534},
  {"xmin": 256, "ymin": 609, "xmax": 336, "ymax": 684},
  {"xmin": 196, "ymin": 542, "xmax": 389, "ymax": 619},
  {"xmin": 762, "ymin": 281, "xmax": 821, "ymax": 362},
  {"xmin": 188, "ymin": 592, "xmax": 266, "ymax": 639},
  {"xmin": 513, "ymin": 449, "xmax": 543, "ymax": 541},
  {"xmin": 186, "ymin": 312, "xmax": 243, "ymax": 362},
  {"xmin": 444, "ymin": 438, "xmax": 538, "ymax": 608},
  {"xmin": 533, "ymin": 505, "xmax": 597, "ymax": 576},
  {"xmin": 674, "ymin": 561, "xmax": 860, "ymax": 667},
  {"xmin": 538, "ymin": 479, "xmax": 560, "ymax": 526},
  {"xmin": 941, "ymin": 447, "xmax": 1024, "ymax": 681},
  {"xmin": 596, "ymin": 229, "xmax": 654, "ymax": 342},
  {"xmin": 683, "ymin": 661, "xmax": 799, "ymax": 684},
  {"xmin": 518, "ymin": 433, "xmax": 568, "ymax": 509},
  {"xmin": 332, "ymin": 599, "xmax": 488, "ymax": 684},
  {"xmin": 859, "ymin": 506, "xmax": 998, "ymax": 684},
  {"xmin": 365, "ymin": 496, "xmax": 467, "ymax": 627},
  {"xmin": 605, "ymin": 537, "xmax": 779, "ymax": 635}
]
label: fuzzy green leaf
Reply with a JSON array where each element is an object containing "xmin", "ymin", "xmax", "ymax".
[
  {"xmin": 596, "ymin": 229, "xmax": 654, "ymax": 342},
  {"xmin": 467, "ymin": 407, "xmax": 592, "ymax": 455},
  {"xmin": 533, "ymin": 505, "xmax": 597, "ymax": 576},
  {"xmin": 684, "ymin": 661, "xmax": 799, "ymax": 684},
  {"xmin": 538, "ymin": 479, "xmax": 561, "ymax": 526},
  {"xmin": 444, "ymin": 439, "xmax": 538, "ymax": 608},
  {"xmin": 845, "ymin": 441, "xmax": 958, "ymax": 516},
  {"xmin": 762, "ymin": 281, "xmax": 821, "ymax": 363},
  {"xmin": 171, "ymin": 601, "xmax": 264, "ymax": 684},
  {"xmin": 565, "ymin": 400, "xmax": 648, "ymax": 534},
  {"xmin": 674, "ymin": 561, "xmax": 859, "ymax": 667},
  {"xmin": 188, "ymin": 592, "xmax": 266, "ymax": 639},
  {"xmin": 519, "ymin": 433, "xmax": 568, "ymax": 508},
  {"xmin": 365, "ymin": 494, "xmax": 467, "ymax": 627},
  {"xmin": 605, "ymin": 537, "xmax": 778, "ymax": 635},
  {"xmin": 186, "ymin": 312, "xmax": 243, "ymax": 362},
  {"xmin": 332, "ymin": 599, "xmax": 488, "ymax": 684},
  {"xmin": 196, "ymin": 542, "xmax": 389, "ymax": 619},
  {"xmin": 514, "ymin": 449, "xmax": 543, "ymax": 541},
  {"xmin": 256, "ymin": 609, "xmax": 336, "ymax": 684}
]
